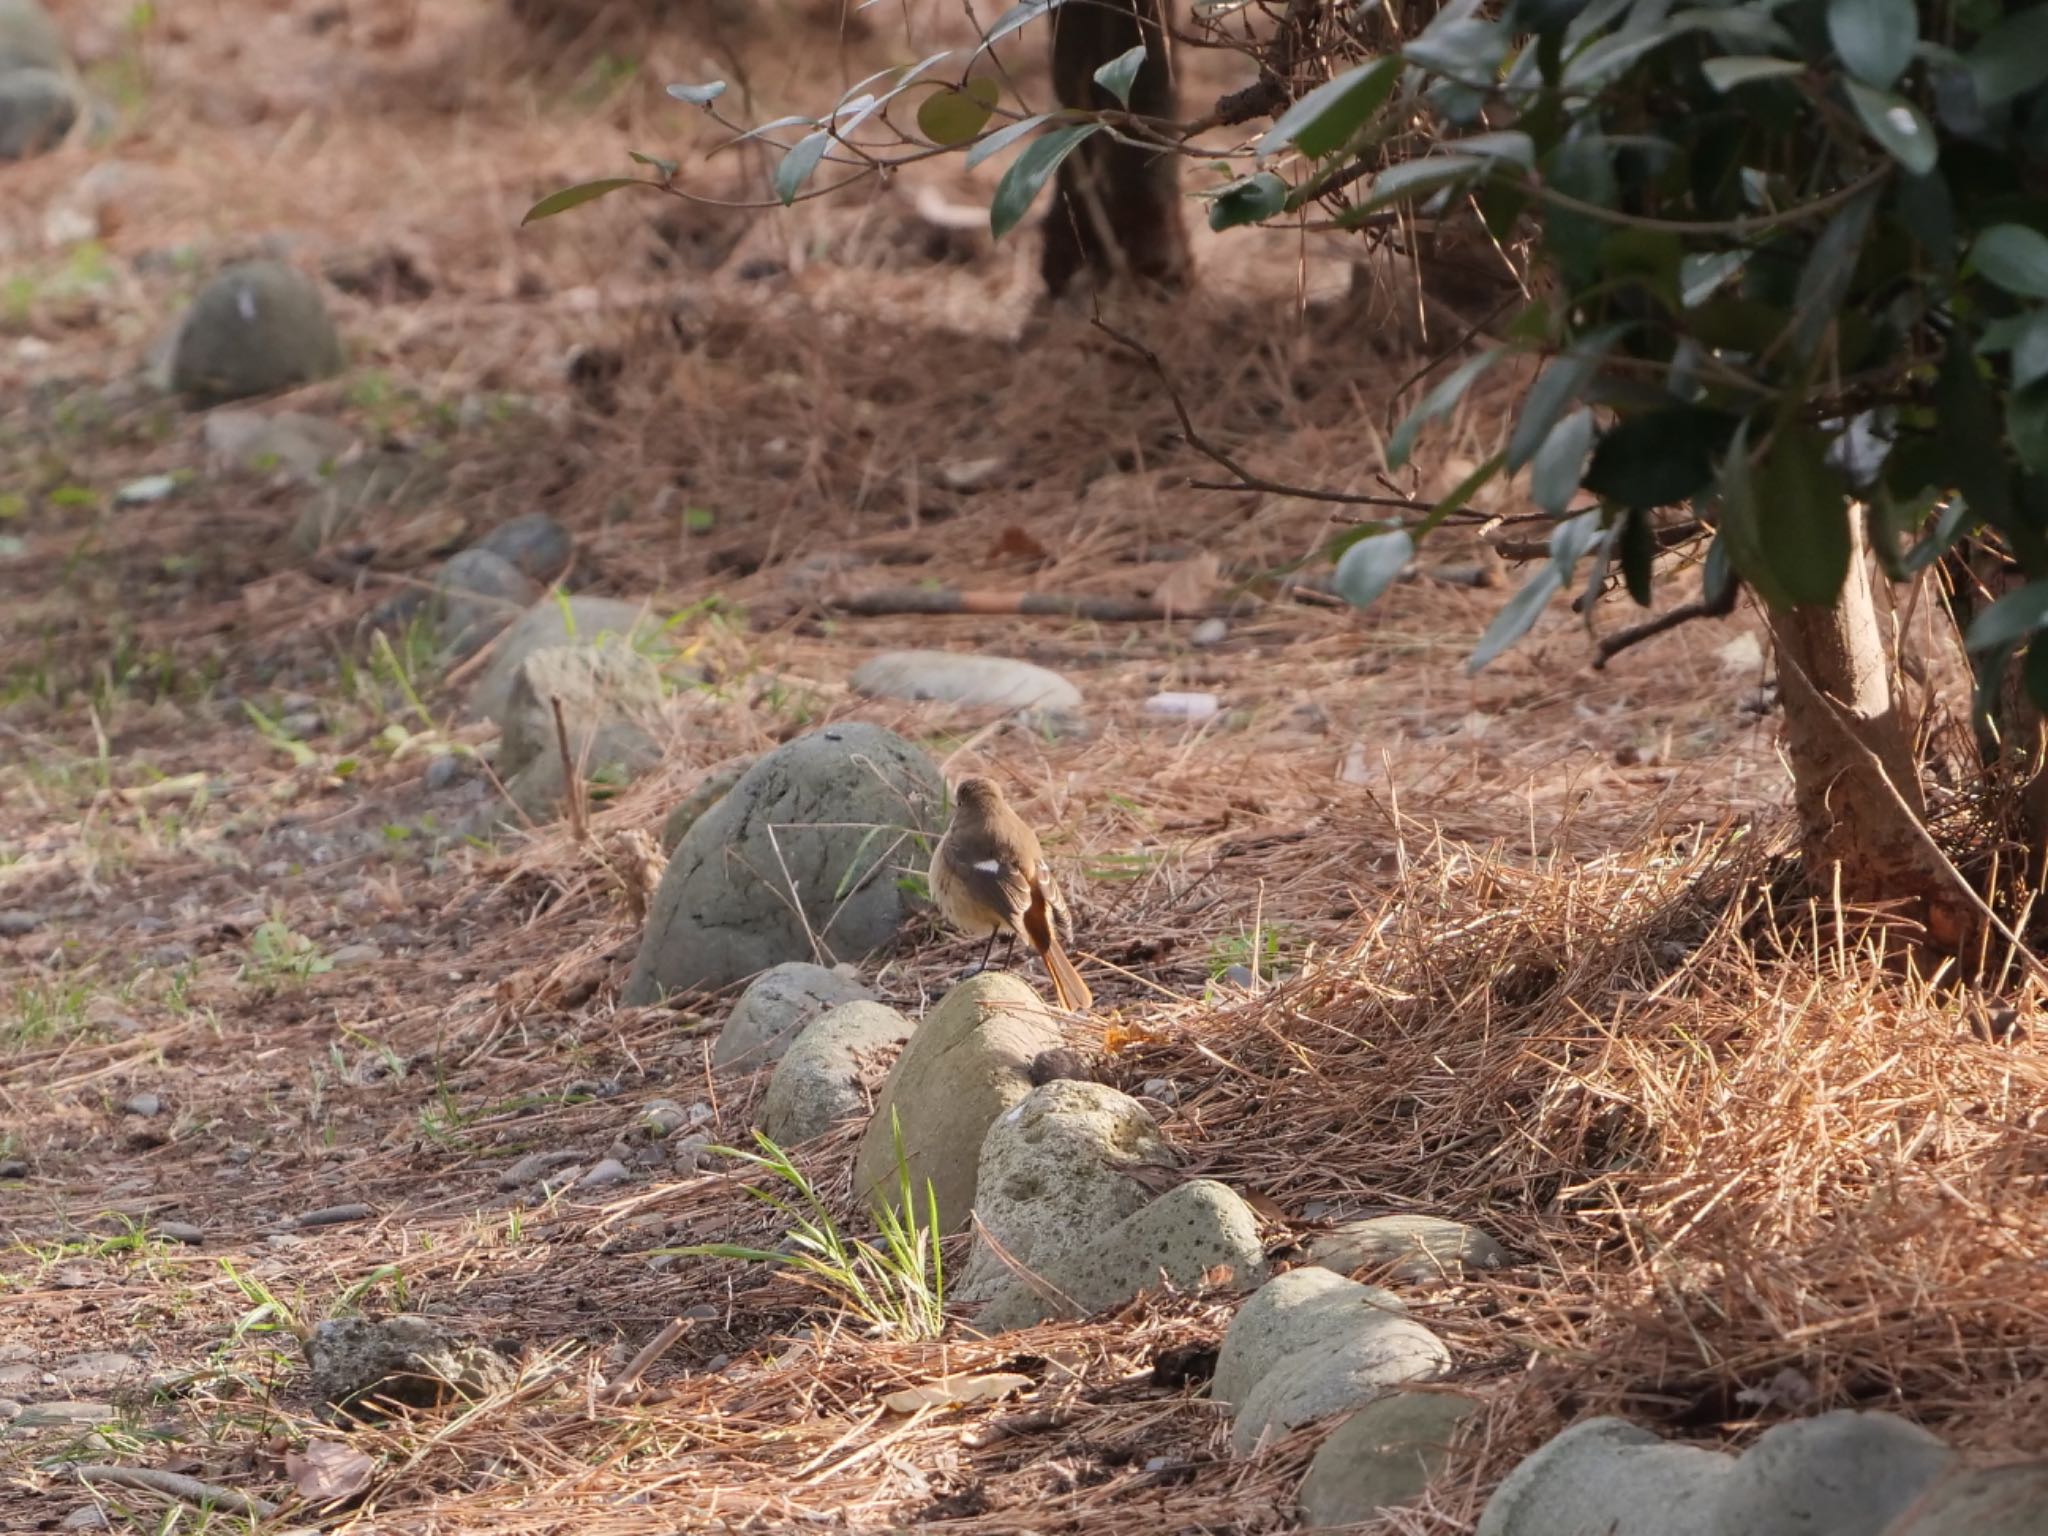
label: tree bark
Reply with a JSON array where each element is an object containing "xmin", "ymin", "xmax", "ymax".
[
  {"xmin": 1766, "ymin": 518, "xmax": 1959, "ymax": 940},
  {"xmin": 1041, "ymin": 0, "xmax": 1190, "ymax": 297}
]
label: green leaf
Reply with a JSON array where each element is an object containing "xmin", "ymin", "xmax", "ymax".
[
  {"xmin": 1469, "ymin": 564, "xmax": 1564, "ymax": 673},
  {"xmin": 1842, "ymin": 79, "xmax": 1937, "ymax": 176},
  {"xmin": 1701, "ymin": 55, "xmax": 1806, "ymax": 91},
  {"xmin": 1826, "ymin": 0, "xmax": 1916, "ymax": 90},
  {"xmin": 1582, "ymin": 407, "xmax": 1739, "ymax": 509},
  {"xmin": 1789, "ymin": 186, "xmax": 1880, "ymax": 361},
  {"xmin": 965, "ymin": 111, "xmax": 1053, "ymax": 170},
  {"xmin": 521, "ymin": 178, "xmax": 647, "ymax": 224},
  {"xmin": 2013, "ymin": 312, "xmax": 2048, "ymax": 391},
  {"xmin": 1093, "ymin": 43, "xmax": 1148, "ymax": 107},
  {"xmin": 1680, "ymin": 250, "xmax": 1745, "ymax": 306},
  {"xmin": 1207, "ymin": 171, "xmax": 1289, "ymax": 231},
  {"xmin": 1357, "ymin": 154, "xmax": 1488, "ymax": 215},
  {"xmin": 774, "ymin": 131, "xmax": 833, "ymax": 205},
  {"xmin": 1754, "ymin": 425, "xmax": 1852, "ymax": 607},
  {"xmin": 629, "ymin": 151, "xmax": 678, "ymax": 180},
  {"xmin": 1874, "ymin": 491, "xmax": 1968, "ymax": 579},
  {"xmin": 979, "ymin": 0, "xmax": 1065, "ymax": 52},
  {"xmin": 1506, "ymin": 324, "xmax": 1628, "ymax": 472},
  {"xmin": 1619, "ymin": 506, "xmax": 1656, "ymax": 606},
  {"xmin": 2010, "ymin": 385, "xmax": 2048, "ymax": 476},
  {"xmin": 1935, "ymin": 329, "xmax": 2013, "ymax": 529},
  {"xmin": 666, "ymin": 80, "xmax": 728, "ymax": 105},
  {"xmin": 1258, "ymin": 56, "xmax": 1401, "ymax": 160},
  {"xmin": 1970, "ymin": 225, "xmax": 2048, "ymax": 301},
  {"xmin": 1333, "ymin": 529, "xmax": 1415, "ymax": 611},
  {"xmin": 1388, "ymin": 348, "xmax": 1507, "ymax": 468},
  {"xmin": 1530, "ymin": 407, "xmax": 1596, "ymax": 515},
  {"xmin": 1966, "ymin": 578, "xmax": 2048, "ymax": 652},
  {"xmin": 1966, "ymin": 8, "xmax": 2048, "ymax": 107},
  {"xmin": 1715, "ymin": 420, "xmax": 1792, "ymax": 611},
  {"xmin": 990, "ymin": 123, "xmax": 1102, "ymax": 239},
  {"xmin": 917, "ymin": 78, "xmax": 999, "ymax": 146},
  {"xmin": 733, "ymin": 114, "xmax": 816, "ymax": 146},
  {"xmin": 1406, "ymin": 17, "xmax": 1509, "ymax": 82}
]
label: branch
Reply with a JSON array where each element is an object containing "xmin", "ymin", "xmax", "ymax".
[
  {"xmin": 1591, "ymin": 591, "xmax": 1736, "ymax": 670},
  {"xmin": 825, "ymin": 587, "xmax": 1255, "ymax": 621},
  {"xmin": 73, "ymin": 1467, "xmax": 278, "ymax": 1520}
]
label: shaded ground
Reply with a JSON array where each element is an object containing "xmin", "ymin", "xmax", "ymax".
[{"xmin": 4, "ymin": 2, "xmax": 2046, "ymax": 1533}]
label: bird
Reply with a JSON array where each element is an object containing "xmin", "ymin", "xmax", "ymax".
[{"xmin": 928, "ymin": 776, "xmax": 1092, "ymax": 1013}]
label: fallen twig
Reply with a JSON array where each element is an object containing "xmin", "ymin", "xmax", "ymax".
[
  {"xmin": 73, "ymin": 1466, "xmax": 278, "ymax": 1519},
  {"xmin": 599, "ymin": 1315, "xmax": 693, "ymax": 1404},
  {"xmin": 824, "ymin": 588, "xmax": 1254, "ymax": 622}
]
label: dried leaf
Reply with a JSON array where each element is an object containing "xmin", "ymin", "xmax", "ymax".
[
  {"xmin": 1102, "ymin": 1021, "xmax": 1164, "ymax": 1054},
  {"xmin": 286, "ymin": 1439, "xmax": 375, "ymax": 1505},
  {"xmin": 881, "ymin": 1371, "xmax": 1033, "ymax": 1413},
  {"xmin": 991, "ymin": 524, "xmax": 1050, "ymax": 562}
]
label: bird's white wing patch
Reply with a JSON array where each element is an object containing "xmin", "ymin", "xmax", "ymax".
[{"xmin": 973, "ymin": 858, "xmax": 1004, "ymax": 875}]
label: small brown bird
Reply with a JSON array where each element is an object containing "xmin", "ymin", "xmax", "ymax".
[{"xmin": 929, "ymin": 776, "xmax": 1092, "ymax": 1013}]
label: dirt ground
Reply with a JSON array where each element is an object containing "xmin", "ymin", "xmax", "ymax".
[{"xmin": 4, "ymin": 2, "xmax": 2046, "ymax": 1533}]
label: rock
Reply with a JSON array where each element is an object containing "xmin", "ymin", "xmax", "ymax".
[
  {"xmin": 295, "ymin": 447, "xmax": 447, "ymax": 553},
  {"xmin": 496, "ymin": 642, "xmax": 664, "ymax": 823},
  {"xmin": 469, "ymin": 596, "xmax": 664, "ymax": 723},
  {"xmin": 204, "ymin": 409, "xmax": 355, "ymax": 483},
  {"xmin": 958, "ymin": 1080, "xmax": 1177, "ymax": 1303},
  {"xmin": 625, "ymin": 723, "xmax": 944, "ymax": 1003},
  {"xmin": 169, "ymin": 261, "xmax": 344, "ymax": 407},
  {"xmin": 1706, "ymin": 1411, "xmax": 1956, "ymax": 1536},
  {"xmin": 1477, "ymin": 1417, "xmax": 1735, "ymax": 1536},
  {"xmin": 12, "ymin": 1401, "xmax": 114, "ymax": 1429},
  {"xmin": 576, "ymin": 1158, "xmax": 631, "ymax": 1190},
  {"xmin": 978, "ymin": 1178, "xmax": 1270, "ymax": 1333},
  {"xmin": 0, "ymin": 1, "xmax": 66, "ymax": 73},
  {"xmin": 0, "ymin": 908, "xmax": 43, "ymax": 936},
  {"xmin": 301, "ymin": 1316, "xmax": 517, "ymax": 1414},
  {"xmin": 851, "ymin": 650, "xmax": 1083, "ymax": 713},
  {"xmin": 422, "ymin": 753, "xmax": 467, "ymax": 792},
  {"xmin": 1190, "ymin": 617, "xmax": 1229, "ymax": 647},
  {"xmin": 633, "ymin": 1099, "xmax": 692, "ymax": 1137},
  {"xmin": 0, "ymin": 67, "xmax": 74, "ymax": 160},
  {"xmin": 431, "ymin": 548, "xmax": 539, "ymax": 660},
  {"xmin": 153, "ymin": 1221, "xmax": 202, "ymax": 1246},
  {"xmin": 759, "ymin": 1000, "xmax": 914, "ymax": 1144},
  {"xmin": 0, "ymin": 1159, "xmax": 27, "ymax": 1179},
  {"xmin": 279, "ymin": 710, "xmax": 324, "ymax": 740},
  {"xmin": 60, "ymin": 1505, "xmax": 108, "ymax": 1529},
  {"xmin": 53, "ymin": 1351, "xmax": 141, "ymax": 1384},
  {"xmin": 851, "ymin": 972, "xmax": 1061, "ymax": 1233},
  {"xmin": 1214, "ymin": 1267, "xmax": 1450, "ymax": 1456},
  {"xmin": 660, "ymin": 759, "xmax": 753, "ymax": 854},
  {"xmin": 1139, "ymin": 1077, "xmax": 1179, "ymax": 1105},
  {"xmin": 476, "ymin": 513, "xmax": 573, "ymax": 583},
  {"xmin": 1299, "ymin": 1391, "xmax": 1480, "ymax": 1527},
  {"xmin": 1886, "ymin": 1463, "xmax": 2048, "ymax": 1536},
  {"xmin": 1306, "ymin": 1214, "xmax": 1508, "ymax": 1285},
  {"xmin": 499, "ymin": 1149, "xmax": 582, "ymax": 1189},
  {"xmin": 717, "ymin": 964, "xmax": 875, "ymax": 1073},
  {"xmin": 123, "ymin": 1092, "xmax": 163, "ymax": 1118},
  {"xmin": 328, "ymin": 942, "xmax": 381, "ymax": 967}
]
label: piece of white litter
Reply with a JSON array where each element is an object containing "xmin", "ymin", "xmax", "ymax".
[
  {"xmin": 1144, "ymin": 691, "xmax": 1220, "ymax": 721},
  {"xmin": 115, "ymin": 475, "xmax": 179, "ymax": 505}
]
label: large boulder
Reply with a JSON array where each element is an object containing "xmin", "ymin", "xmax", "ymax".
[
  {"xmin": 1884, "ymin": 1463, "xmax": 2048, "ymax": 1536},
  {"xmin": 470, "ymin": 596, "xmax": 664, "ymax": 723},
  {"xmin": 1705, "ymin": 1412, "xmax": 1957, "ymax": 1536},
  {"xmin": 496, "ymin": 643, "xmax": 664, "ymax": 823},
  {"xmin": 758, "ymin": 1000, "xmax": 913, "ymax": 1144},
  {"xmin": 714, "ymin": 961, "xmax": 874, "ymax": 1073},
  {"xmin": 170, "ymin": 261, "xmax": 345, "ymax": 406},
  {"xmin": 661, "ymin": 758, "xmax": 753, "ymax": 854},
  {"xmin": 624, "ymin": 723, "xmax": 943, "ymax": 1003},
  {"xmin": 1299, "ymin": 1391, "xmax": 1480, "ymax": 1528},
  {"xmin": 851, "ymin": 972, "xmax": 1061, "ymax": 1233}
]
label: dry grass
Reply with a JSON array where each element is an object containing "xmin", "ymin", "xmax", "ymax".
[{"xmin": 2, "ymin": 1, "xmax": 2045, "ymax": 1532}]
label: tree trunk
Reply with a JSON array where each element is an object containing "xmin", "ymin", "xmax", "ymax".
[
  {"xmin": 1041, "ymin": 0, "xmax": 1190, "ymax": 297},
  {"xmin": 1766, "ymin": 518, "xmax": 1961, "ymax": 943}
]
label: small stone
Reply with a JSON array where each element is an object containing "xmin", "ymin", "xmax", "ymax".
[
  {"xmin": 0, "ymin": 67, "xmax": 77, "ymax": 162},
  {"xmin": 1221, "ymin": 964, "xmax": 1264, "ymax": 991},
  {"xmin": 499, "ymin": 1150, "xmax": 583, "ymax": 1189},
  {"xmin": 54, "ymin": 1351, "xmax": 142, "ymax": 1384},
  {"xmin": 1145, "ymin": 691, "xmax": 1221, "ymax": 721},
  {"xmin": 0, "ymin": 1398, "xmax": 17, "ymax": 1420},
  {"xmin": 851, "ymin": 650, "xmax": 1083, "ymax": 713},
  {"xmin": 469, "ymin": 596, "xmax": 669, "ymax": 723},
  {"xmin": 635, "ymin": 1099, "xmax": 689, "ymax": 1137},
  {"xmin": 302, "ymin": 1316, "xmax": 517, "ymax": 1413},
  {"xmin": 476, "ymin": 513, "xmax": 573, "ymax": 583},
  {"xmin": 153, "ymin": 1221, "xmax": 202, "ymax": 1245},
  {"xmin": 60, "ymin": 1506, "xmax": 109, "ymax": 1530},
  {"xmin": 495, "ymin": 642, "xmax": 664, "ymax": 823},
  {"xmin": 0, "ymin": 1, "xmax": 68, "ymax": 73},
  {"xmin": 0, "ymin": 909, "xmax": 43, "ymax": 937},
  {"xmin": 1139, "ymin": 1077, "xmax": 1179, "ymax": 1105},
  {"xmin": 327, "ymin": 942, "xmax": 381, "ymax": 968},
  {"xmin": 681, "ymin": 1302, "xmax": 720, "ymax": 1322},
  {"xmin": 576, "ymin": 1158, "xmax": 631, "ymax": 1190},
  {"xmin": 279, "ymin": 710, "xmax": 325, "ymax": 740},
  {"xmin": 431, "ymin": 548, "xmax": 539, "ymax": 661},
  {"xmin": 142, "ymin": 942, "xmax": 194, "ymax": 969},
  {"xmin": 170, "ymin": 260, "xmax": 345, "ymax": 406},
  {"xmin": 0, "ymin": 1160, "xmax": 26, "ymax": 1180},
  {"xmin": 938, "ymin": 456, "xmax": 1005, "ymax": 492},
  {"xmin": 12, "ymin": 1401, "xmax": 115, "ymax": 1428},
  {"xmin": 1190, "ymin": 617, "xmax": 1229, "ymax": 647},
  {"xmin": 423, "ymin": 753, "xmax": 467, "ymax": 791},
  {"xmin": 204, "ymin": 408, "xmax": 355, "ymax": 482},
  {"xmin": 713, "ymin": 963, "xmax": 878, "ymax": 1074},
  {"xmin": 758, "ymin": 1000, "xmax": 914, "ymax": 1144},
  {"xmin": 1299, "ymin": 1391, "xmax": 1479, "ymax": 1527},
  {"xmin": 123, "ymin": 1092, "xmax": 163, "ymax": 1118},
  {"xmin": 289, "ymin": 1204, "xmax": 373, "ymax": 1229},
  {"xmin": 1306, "ymin": 1214, "xmax": 1509, "ymax": 1286}
]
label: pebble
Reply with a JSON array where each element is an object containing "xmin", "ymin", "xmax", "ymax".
[
  {"xmin": 327, "ymin": 942, "xmax": 382, "ymax": 968},
  {"xmin": 289, "ymin": 1204, "xmax": 373, "ymax": 1229},
  {"xmin": 123, "ymin": 1092, "xmax": 164, "ymax": 1118},
  {"xmin": 60, "ymin": 1507, "xmax": 109, "ymax": 1530},
  {"xmin": 279, "ymin": 710, "xmax": 325, "ymax": 740},
  {"xmin": 0, "ymin": 908, "xmax": 45, "ymax": 937},
  {"xmin": 0, "ymin": 1399, "xmax": 18, "ymax": 1420},
  {"xmin": 12, "ymin": 1401, "xmax": 114, "ymax": 1428},
  {"xmin": 54, "ymin": 1351, "xmax": 142, "ymax": 1384},
  {"xmin": 637, "ymin": 1099, "xmax": 689, "ymax": 1136},
  {"xmin": 499, "ymin": 1150, "xmax": 583, "ymax": 1189},
  {"xmin": 1221, "ymin": 964, "xmax": 1264, "ymax": 991},
  {"xmin": 1139, "ymin": 1077, "xmax": 1180, "ymax": 1105},
  {"xmin": 671, "ymin": 1133, "xmax": 714, "ymax": 1172},
  {"xmin": 423, "ymin": 753, "xmax": 466, "ymax": 791},
  {"xmin": 153, "ymin": 1221, "xmax": 203, "ymax": 1246},
  {"xmin": 142, "ymin": 943, "xmax": 195, "ymax": 969},
  {"xmin": 1144, "ymin": 691, "xmax": 1221, "ymax": 721},
  {"xmin": 1189, "ymin": 617, "xmax": 1229, "ymax": 647},
  {"xmin": 681, "ymin": 1302, "xmax": 721, "ymax": 1323},
  {"xmin": 576, "ymin": 1158, "xmax": 630, "ymax": 1190},
  {"xmin": 0, "ymin": 1160, "xmax": 26, "ymax": 1180}
]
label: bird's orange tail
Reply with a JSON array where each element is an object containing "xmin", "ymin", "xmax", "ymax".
[{"xmin": 1024, "ymin": 881, "xmax": 1092, "ymax": 1013}]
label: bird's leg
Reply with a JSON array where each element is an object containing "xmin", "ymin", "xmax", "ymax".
[
  {"xmin": 965, "ymin": 929, "xmax": 998, "ymax": 980},
  {"xmin": 1000, "ymin": 930, "xmax": 1018, "ymax": 969}
]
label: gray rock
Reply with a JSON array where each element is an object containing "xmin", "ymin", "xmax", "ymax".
[
  {"xmin": 1886, "ymin": 1463, "xmax": 2048, "ymax": 1536},
  {"xmin": 759, "ymin": 1000, "xmax": 914, "ymax": 1143},
  {"xmin": 1214, "ymin": 1267, "xmax": 1400, "ymax": 1409},
  {"xmin": 328, "ymin": 942, "xmax": 381, "ymax": 967},
  {"xmin": 851, "ymin": 650, "xmax": 1083, "ymax": 713},
  {"xmin": 633, "ymin": 1098, "xmax": 691, "ymax": 1137},
  {"xmin": 660, "ymin": 759, "xmax": 753, "ymax": 854},
  {"xmin": 203, "ymin": 408, "xmax": 355, "ymax": 482},
  {"xmin": 1707, "ymin": 1411, "xmax": 1957, "ymax": 1536},
  {"xmin": 60, "ymin": 1506, "xmax": 108, "ymax": 1530},
  {"xmin": 123, "ymin": 1092, "xmax": 163, "ymax": 1118},
  {"xmin": 0, "ymin": 1159, "xmax": 26, "ymax": 1179},
  {"xmin": 1229, "ymin": 1308, "xmax": 1450, "ymax": 1455},
  {"xmin": 1299, "ymin": 1391, "xmax": 1479, "ymax": 1527},
  {"xmin": 170, "ymin": 261, "xmax": 344, "ymax": 407},
  {"xmin": 1307, "ymin": 1214, "xmax": 1508, "ymax": 1285},
  {"xmin": 431, "ymin": 548, "xmax": 539, "ymax": 660},
  {"xmin": 1190, "ymin": 617, "xmax": 1229, "ymax": 647},
  {"xmin": 0, "ymin": 67, "xmax": 74, "ymax": 160},
  {"xmin": 499, "ymin": 1149, "xmax": 582, "ymax": 1189},
  {"xmin": 295, "ymin": 447, "xmax": 446, "ymax": 553},
  {"xmin": 851, "ymin": 971, "xmax": 1060, "ymax": 1233},
  {"xmin": 576, "ymin": 1158, "xmax": 630, "ymax": 1190},
  {"xmin": 497, "ymin": 642, "xmax": 664, "ymax": 823},
  {"xmin": 958, "ymin": 1080, "xmax": 1177, "ymax": 1303},
  {"xmin": 53, "ymin": 1351, "xmax": 141, "ymax": 1384},
  {"xmin": 477, "ymin": 513, "xmax": 573, "ymax": 583},
  {"xmin": 0, "ymin": 908, "xmax": 43, "ymax": 936},
  {"xmin": 0, "ymin": 1, "xmax": 66, "ymax": 72},
  {"xmin": 624, "ymin": 723, "xmax": 944, "ymax": 1004},
  {"xmin": 423, "ymin": 753, "xmax": 467, "ymax": 792},
  {"xmin": 12, "ymin": 1401, "xmax": 114, "ymax": 1429},
  {"xmin": 977, "ymin": 1178, "xmax": 1270, "ymax": 1333},
  {"xmin": 470, "ymin": 596, "xmax": 664, "ymax": 723},
  {"xmin": 280, "ymin": 710, "xmax": 324, "ymax": 740},
  {"xmin": 1476, "ymin": 1418, "xmax": 1735, "ymax": 1536},
  {"xmin": 301, "ymin": 1316, "xmax": 517, "ymax": 1413},
  {"xmin": 153, "ymin": 1221, "xmax": 202, "ymax": 1246}
]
